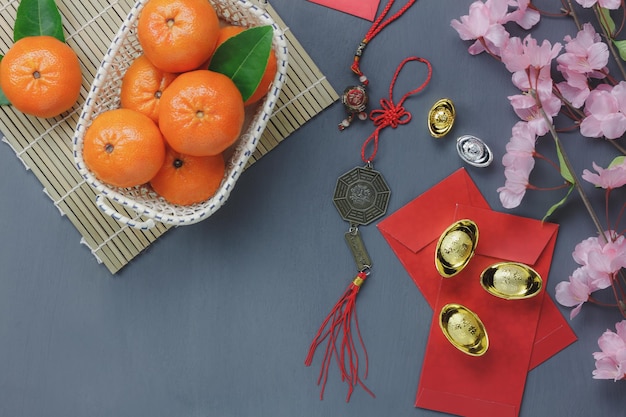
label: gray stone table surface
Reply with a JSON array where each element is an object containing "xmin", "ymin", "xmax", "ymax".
[{"xmin": 1, "ymin": 1, "xmax": 625, "ymax": 416}]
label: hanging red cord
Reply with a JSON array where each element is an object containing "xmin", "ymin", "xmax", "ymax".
[
  {"xmin": 304, "ymin": 271, "xmax": 374, "ymax": 401},
  {"xmin": 350, "ymin": 0, "xmax": 418, "ymax": 85},
  {"xmin": 339, "ymin": 0, "xmax": 419, "ymax": 131},
  {"xmin": 361, "ymin": 56, "xmax": 432, "ymax": 163}
]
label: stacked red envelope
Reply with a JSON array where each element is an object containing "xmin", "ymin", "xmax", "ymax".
[
  {"xmin": 377, "ymin": 168, "xmax": 577, "ymax": 417},
  {"xmin": 307, "ymin": 0, "xmax": 381, "ymax": 21}
]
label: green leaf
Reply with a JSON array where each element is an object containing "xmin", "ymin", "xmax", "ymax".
[
  {"xmin": 555, "ymin": 141, "xmax": 576, "ymax": 184},
  {"xmin": 613, "ymin": 39, "xmax": 626, "ymax": 62},
  {"xmin": 14, "ymin": 0, "xmax": 65, "ymax": 42},
  {"xmin": 599, "ymin": 7, "xmax": 616, "ymax": 35},
  {"xmin": 608, "ymin": 155, "xmax": 625, "ymax": 168},
  {"xmin": 208, "ymin": 25, "xmax": 273, "ymax": 102},
  {"xmin": 542, "ymin": 184, "xmax": 575, "ymax": 221},
  {"xmin": 0, "ymin": 55, "xmax": 9, "ymax": 106}
]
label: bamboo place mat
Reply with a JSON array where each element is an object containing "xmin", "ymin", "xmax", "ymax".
[{"xmin": 0, "ymin": 0, "xmax": 338, "ymax": 274}]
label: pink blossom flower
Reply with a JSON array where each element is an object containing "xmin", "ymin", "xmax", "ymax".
[
  {"xmin": 501, "ymin": 35, "xmax": 562, "ymax": 74},
  {"xmin": 575, "ymin": 0, "xmax": 621, "ymax": 10},
  {"xmin": 508, "ymin": 88, "xmax": 562, "ymax": 136},
  {"xmin": 582, "ymin": 160, "xmax": 626, "ymax": 189},
  {"xmin": 556, "ymin": 72, "xmax": 591, "ymax": 108},
  {"xmin": 500, "ymin": 35, "xmax": 563, "ymax": 134},
  {"xmin": 505, "ymin": 0, "xmax": 540, "ymax": 30},
  {"xmin": 557, "ymin": 23, "xmax": 609, "ymax": 77},
  {"xmin": 572, "ymin": 231, "xmax": 626, "ymax": 288},
  {"xmin": 555, "ymin": 24, "xmax": 608, "ymax": 109},
  {"xmin": 555, "ymin": 266, "xmax": 595, "ymax": 319},
  {"xmin": 497, "ymin": 171, "xmax": 528, "ymax": 208},
  {"xmin": 580, "ymin": 82, "xmax": 626, "ymax": 139},
  {"xmin": 502, "ymin": 121, "xmax": 536, "ymax": 163},
  {"xmin": 450, "ymin": 0, "xmax": 510, "ymax": 55},
  {"xmin": 556, "ymin": 231, "xmax": 626, "ymax": 319},
  {"xmin": 497, "ymin": 122, "xmax": 537, "ymax": 208},
  {"xmin": 592, "ymin": 321, "xmax": 626, "ymax": 380}
]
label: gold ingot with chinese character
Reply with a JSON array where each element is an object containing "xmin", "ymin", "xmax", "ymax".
[
  {"xmin": 439, "ymin": 303, "xmax": 489, "ymax": 356},
  {"xmin": 480, "ymin": 262, "xmax": 543, "ymax": 300},
  {"xmin": 435, "ymin": 219, "xmax": 479, "ymax": 277},
  {"xmin": 428, "ymin": 98, "xmax": 456, "ymax": 138}
]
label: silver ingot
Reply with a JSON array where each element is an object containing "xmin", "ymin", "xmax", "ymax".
[
  {"xmin": 428, "ymin": 98, "xmax": 456, "ymax": 138},
  {"xmin": 480, "ymin": 262, "xmax": 543, "ymax": 300},
  {"xmin": 435, "ymin": 219, "xmax": 479, "ymax": 278},
  {"xmin": 439, "ymin": 303, "xmax": 489, "ymax": 356},
  {"xmin": 456, "ymin": 135, "xmax": 493, "ymax": 167}
]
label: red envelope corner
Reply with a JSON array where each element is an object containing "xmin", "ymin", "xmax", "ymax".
[
  {"xmin": 377, "ymin": 168, "xmax": 577, "ymax": 416},
  {"xmin": 307, "ymin": 0, "xmax": 381, "ymax": 21}
]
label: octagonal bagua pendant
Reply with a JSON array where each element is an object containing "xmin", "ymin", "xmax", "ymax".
[{"xmin": 333, "ymin": 165, "xmax": 391, "ymax": 226}]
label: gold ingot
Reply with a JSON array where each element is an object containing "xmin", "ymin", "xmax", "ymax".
[
  {"xmin": 428, "ymin": 98, "xmax": 456, "ymax": 138},
  {"xmin": 480, "ymin": 262, "xmax": 543, "ymax": 300},
  {"xmin": 439, "ymin": 303, "xmax": 489, "ymax": 356},
  {"xmin": 435, "ymin": 219, "xmax": 478, "ymax": 277}
]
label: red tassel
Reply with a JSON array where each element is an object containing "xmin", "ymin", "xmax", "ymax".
[{"xmin": 305, "ymin": 271, "xmax": 375, "ymax": 401}]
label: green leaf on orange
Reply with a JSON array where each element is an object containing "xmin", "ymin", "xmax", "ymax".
[
  {"xmin": 14, "ymin": 0, "xmax": 65, "ymax": 42},
  {"xmin": 0, "ymin": 55, "xmax": 9, "ymax": 106},
  {"xmin": 208, "ymin": 25, "xmax": 273, "ymax": 102}
]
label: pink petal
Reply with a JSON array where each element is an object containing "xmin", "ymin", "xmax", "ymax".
[
  {"xmin": 592, "ymin": 357, "xmax": 623, "ymax": 380},
  {"xmin": 597, "ymin": 331, "xmax": 626, "ymax": 355},
  {"xmin": 580, "ymin": 115, "xmax": 605, "ymax": 138},
  {"xmin": 599, "ymin": 0, "xmax": 621, "ymax": 9},
  {"xmin": 587, "ymin": 42, "xmax": 610, "ymax": 70},
  {"xmin": 600, "ymin": 113, "xmax": 626, "ymax": 139}
]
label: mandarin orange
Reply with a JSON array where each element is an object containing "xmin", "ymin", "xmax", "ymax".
[
  {"xmin": 82, "ymin": 108, "xmax": 166, "ymax": 188},
  {"xmin": 137, "ymin": 0, "xmax": 220, "ymax": 73},
  {"xmin": 158, "ymin": 69, "xmax": 245, "ymax": 156},
  {"xmin": 0, "ymin": 35, "xmax": 82, "ymax": 118},
  {"xmin": 150, "ymin": 146, "xmax": 225, "ymax": 205},
  {"xmin": 120, "ymin": 54, "xmax": 177, "ymax": 123}
]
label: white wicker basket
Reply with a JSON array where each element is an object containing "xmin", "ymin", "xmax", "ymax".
[{"xmin": 72, "ymin": 0, "xmax": 288, "ymax": 229}]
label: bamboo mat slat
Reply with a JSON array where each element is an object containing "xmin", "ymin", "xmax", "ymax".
[{"xmin": 0, "ymin": 0, "xmax": 338, "ymax": 273}]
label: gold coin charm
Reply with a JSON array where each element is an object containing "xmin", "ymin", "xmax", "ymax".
[
  {"xmin": 435, "ymin": 219, "xmax": 479, "ymax": 277},
  {"xmin": 428, "ymin": 98, "xmax": 456, "ymax": 138},
  {"xmin": 439, "ymin": 303, "xmax": 489, "ymax": 356}
]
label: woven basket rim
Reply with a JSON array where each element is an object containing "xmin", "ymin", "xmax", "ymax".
[{"xmin": 72, "ymin": 0, "xmax": 289, "ymax": 229}]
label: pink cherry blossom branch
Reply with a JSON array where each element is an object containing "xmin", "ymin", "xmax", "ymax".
[
  {"xmin": 563, "ymin": 0, "xmax": 584, "ymax": 29},
  {"xmin": 593, "ymin": 4, "xmax": 626, "ymax": 80},
  {"xmin": 535, "ymin": 92, "xmax": 607, "ymax": 239}
]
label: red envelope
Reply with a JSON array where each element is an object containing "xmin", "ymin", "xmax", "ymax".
[
  {"xmin": 377, "ymin": 168, "xmax": 577, "ymax": 416},
  {"xmin": 307, "ymin": 0, "xmax": 381, "ymax": 21}
]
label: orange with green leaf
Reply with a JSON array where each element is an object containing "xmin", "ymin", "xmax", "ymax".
[{"xmin": 0, "ymin": 0, "xmax": 82, "ymax": 118}]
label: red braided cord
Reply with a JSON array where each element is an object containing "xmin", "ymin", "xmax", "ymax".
[
  {"xmin": 350, "ymin": 0, "xmax": 418, "ymax": 80},
  {"xmin": 361, "ymin": 56, "xmax": 432, "ymax": 164},
  {"xmin": 305, "ymin": 271, "xmax": 374, "ymax": 401}
]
